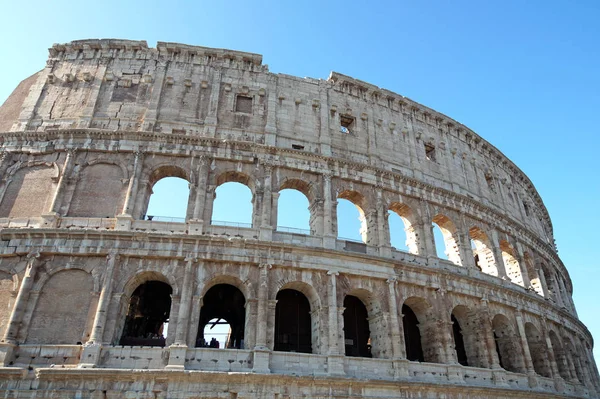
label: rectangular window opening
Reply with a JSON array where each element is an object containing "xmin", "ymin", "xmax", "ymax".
[
  {"xmin": 235, "ymin": 95, "xmax": 253, "ymax": 113},
  {"xmin": 292, "ymin": 144, "xmax": 305, "ymax": 150},
  {"xmin": 424, "ymin": 143, "xmax": 436, "ymax": 162},
  {"xmin": 340, "ymin": 115, "xmax": 354, "ymax": 134}
]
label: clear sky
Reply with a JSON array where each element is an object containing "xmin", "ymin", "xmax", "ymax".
[{"xmin": 1, "ymin": 0, "xmax": 599, "ymax": 360}]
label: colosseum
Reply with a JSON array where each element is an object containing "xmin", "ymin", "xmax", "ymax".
[{"xmin": 0, "ymin": 39, "xmax": 597, "ymax": 398}]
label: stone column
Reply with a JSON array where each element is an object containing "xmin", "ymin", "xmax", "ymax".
[
  {"xmin": 515, "ymin": 310, "xmax": 535, "ymax": 374},
  {"xmin": 2, "ymin": 252, "xmax": 42, "ymax": 344},
  {"xmin": 0, "ymin": 152, "xmax": 13, "ymax": 203},
  {"xmin": 479, "ymin": 298, "xmax": 501, "ymax": 369},
  {"xmin": 88, "ymin": 252, "xmax": 119, "ymax": 344},
  {"xmin": 121, "ymin": 150, "xmax": 144, "ymax": 217},
  {"xmin": 264, "ymin": 76, "xmax": 278, "ymax": 146},
  {"xmin": 514, "ymin": 242, "xmax": 532, "ymax": 288},
  {"xmin": 253, "ymin": 263, "xmax": 271, "ymax": 373},
  {"xmin": 47, "ymin": 148, "xmax": 76, "ymax": 214},
  {"xmin": 167, "ymin": 257, "xmax": 196, "ymax": 369},
  {"xmin": 541, "ymin": 319, "xmax": 561, "ymax": 380},
  {"xmin": 327, "ymin": 271, "xmax": 344, "ymax": 375},
  {"xmin": 79, "ymin": 252, "xmax": 120, "ymax": 367},
  {"xmin": 203, "ymin": 68, "xmax": 221, "ymax": 136},
  {"xmin": 266, "ymin": 299, "xmax": 278, "ymax": 351},
  {"xmin": 260, "ymin": 165, "xmax": 274, "ymax": 240},
  {"xmin": 386, "ymin": 279, "xmax": 405, "ymax": 358},
  {"xmin": 322, "ymin": 173, "xmax": 336, "ymax": 248},
  {"xmin": 174, "ymin": 257, "xmax": 196, "ymax": 345},
  {"xmin": 376, "ymin": 189, "xmax": 392, "ymax": 257},
  {"xmin": 489, "ymin": 230, "xmax": 509, "ymax": 279},
  {"xmin": 188, "ymin": 156, "xmax": 210, "ymax": 234},
  {"xmin": 458, "ymin": 217, "xmax": 476, "ymax": 269}
]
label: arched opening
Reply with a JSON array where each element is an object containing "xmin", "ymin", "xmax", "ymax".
[
  {"xmin": 337, "ymin": 191, "xmax": 367, "ymax": 243},
  {"xmin": 145, "ymin": 177, "xmax": 190, "ymax": 221},
  {"xmin": 402, "ymin": 304, "xmax": 424, "ymax": 362},
  {"xmin": 196, "ymin": 284, "xmax": 245, "ymax": 349},
  {"xmin": 550, "ymin": 329, "xmax": 571, "ymax": 379},
  {"xmin": 525, "ymin": 322, "xmax": 552, "ymax": 378},
  {"xmin": 276, "ymin": 188, "xmax": 311, "ymax": 234},
  {"xmin": 524, "ymin": 253, "xmax": 544, "ymax": 296},
  {"xmin": 343, "ymin": 295, "xmax": 371, "ymax": 358},
  {"xmin": 565, "ymin": 338, "xmax": 585, "ymax": 384},
  {"xmin": 469, "ymin": 227, "xmax": 498, "ymax": 276},
  {"xmin": 542, "ymin": 263, "xmax": 562, "ymax": 306},
  {"xmin": 451, "ymin": 305, "xmax": 485, "ymax": 368},
  {"xmin": 451, "ymin": 314, "xmax": 468, "ymax": 366},
  {"xmin": 492, "ymin": 314, "xmax": 525, "ymax": 373},
  {"xmin": 389, "ymin": 203, "xmax": 419, "ymax": 254},
  {"xmin": 500, "ymin": 240, "xmax": 523, "ymax": 286},
  {"xmin": 388, "ymin": 210, "xmax": 409, "ymax": 252},
  {"xmin": 274, "ymin": 289, "xmax": 312, "ymax": 353},
  {"xmin": 211, "ymin": 181, "xmax": 253, "ymax": 227},
  {"xmin": 432, "ymin": 214, "xmax": 462, "ymax": 265},
  {"xmin": 120, "ymin": 281, "xmax": 172, "ymax": 347},
  {"xmin": 202, "ymin": 318, "xmax": 231, "ymax": 349}
]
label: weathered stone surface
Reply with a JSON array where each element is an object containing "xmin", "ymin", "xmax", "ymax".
[{"xmin": 0, "ymin": 39, "xmax": 597, "ymax": 398}]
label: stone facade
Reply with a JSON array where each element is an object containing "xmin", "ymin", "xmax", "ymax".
[{"xmin": 0, "ymin": 38, "xmax": 597, "ymax": 398}]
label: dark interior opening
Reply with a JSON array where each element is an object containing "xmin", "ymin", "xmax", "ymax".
[
  {"xmin": 402, "ymin": 304, "xmax": 424, "ymax": 362},
  {"xmin": 343, "ymin": 295, "xmax": 372, "ymax": 358},
  {"xmin": 274, "ymin": 289, "xmax": 312, "ymax": 353},
  {"xmin": 120, "ymin": 281, "xmax": 172, "ymax": 347},
  {"xmin": 196, "ymin": 284, "xmax": 246, "ymax": 349},
  {"xmin": 494, "ymin": 331, "xmax": 506, "ymax": 369},
  {"xmin": 452, "ymin": 314, "xmax": 468, "ymax": 366}
]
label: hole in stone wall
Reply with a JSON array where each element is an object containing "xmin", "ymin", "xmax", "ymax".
[
  {"xmin": 343, "ymin": 295, "xmax": 372, "ymax": 358},
  {"xmin": 145, "ymin": 177, "xmax": 190, "ymax": 221},
  {"xmin": 211, "ymin": 182, "xmax": 253, "ymax": 227},
  {"xmin": 197, "ymin": 284, "xmax": 245, "ymax": 349},
  {"xmin": 120, "ymin": 281, "xmax": 172, "ymax": 347},
  {"xmin": 424, "ymin": 143, "xmax": 436, "ymax": 162},
  {"xmin": 235, "ymin": 95, "xmax": 253, "ymax": 113},
  {"xmin": 277, "ymin": 189, "xmax": 310, "ymax": 234},
  {"xmin": 340, "ymin": 114, "xmax": 354, "ymax": 134},
  {"xmin": 274, "ymin": 289, "xmax": 312, "ymax": 353},
  {"xmin": 402, "ymin": 304, "xmax": 424, "ymax": 362}
]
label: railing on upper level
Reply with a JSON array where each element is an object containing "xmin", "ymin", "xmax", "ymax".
[
  {"xmin": 276, "ymin": 226, "xmax": 311, "ymax": 235},
  {"xmin": 143, "ymin": 215, "xmax": 186, "ymax": 223},
  {"xmin": 211, "ymin": 220, "xmax": 252, "ymax": 228}
]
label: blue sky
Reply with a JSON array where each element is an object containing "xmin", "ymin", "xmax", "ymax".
[{"xmin": 1, "ymin": 1, "xmax": 599, "ymax": 360}]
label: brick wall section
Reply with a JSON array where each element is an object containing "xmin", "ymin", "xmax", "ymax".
[
  {"xmin": 0, "ymin": 165, "xmax": 55, "ymax": 217},
  {"xmin": 68, "ymin": 163, "xmax": 125, "ymax": 217},
  {"xmin": 25, "ymin": 269, "xmax": 93, "ymax": 344}
]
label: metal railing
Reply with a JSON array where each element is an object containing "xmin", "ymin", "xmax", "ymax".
[
  {"xmin": 338, "ymin": 236, "xmax": 365, "ymax": 243},
  {"xmin": 211, "ymin": 220, "xmax": 253, "ymax": 228},
  {"xmin": 143, "ymin": 215, "xmax": 186, "ymax": 223},
  {"xmin": 276, "ymin": 226, "xmax": 311, "ymax": 235}
]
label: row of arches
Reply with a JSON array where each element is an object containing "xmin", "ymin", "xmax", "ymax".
[
  {"xmin": 0, "ymin": 161, "xmax": 573, "ymax": 309},
  {"xmin": 8, "ymin": 264, "xmax": 596, "ymax": 389}
]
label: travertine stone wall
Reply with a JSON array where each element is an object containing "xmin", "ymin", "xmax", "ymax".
[{"xmin": 0, "ymin": 39, "xmax": 597, "ymax": 399}]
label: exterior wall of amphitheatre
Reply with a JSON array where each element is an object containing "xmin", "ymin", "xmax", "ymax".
[{"xmin": 0, "ymin": 38, "xmax": 597, "ymax": 398}]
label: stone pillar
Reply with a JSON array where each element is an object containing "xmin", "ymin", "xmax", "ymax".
[
  {"xmin": 327, "ymin": 271, "xmax": 344, "ymax": 375},
  {"xmin": 2, "ymin": 252, "xmax": 42, "ymax": 344},
  {"xmin": 376, "ymin": 189, "xmax": 392, "ymax": 257},
  {"xmin": 514, "ymin": 242, "xmax": 532, "ymax": 288},
  {"xmin": 202, "ymin": 185, "xmax": 216, "ymax": 227},
  {"xmin": 88, "ymin": 252, "xmax": 119, "ymax": 344},
  {"xmin": 141, "ymin": 64, "xmax": 167, "ymax": 131},
  {"xmin": 322, "ymin": 173, "xmax": 336, "ymax": 248},
  {"xmin": 79, "ymin": 252, "xmax": 119, "ymax": 367},
  {"xmin": 47, "ymin": 148, "xmax": 76, "ymax": 215},
  {"xmin": 174, "ymin": 257, "xmax": 196, "ymax": 346},
  {"xmin": 260, "ymin": 165, "xmax": 274, "ymax": 240},
  {"xmin": 203, "ymin": 69, "xmax": 221, "ymax": 136},
  {"xmin": 254, "ymin": 264, "xmax": 270, "ymax": 349},
  {"xmin": 541, "ymin": 319, "xmax": 561, "ymax": 380},
  {"xmin": 121, "ymin": 150, "xmax": 144, "ymax": 217},
  {"xmin": 386, "ymin": 279, "xmax": 405, "ymax": 358},
  {"xmin": 479, "ymin": 298, "xmax": 501, "ymax": 369},
  {"xmin": 264, "ymin": 76, "xmax": 278, "ymax": 147},
  {"xmin": 489, "ymin": 230, "xmax": 509, "ymax": 279},
  {"xmin": 252, "ymin": 263, "xmax": 271, "ymax": 374},
  {"xmin": 515, "ymin": 310, "xmax": 535, "ymax": 374},
  {"xmin": 167, "ymin": 257, "xmax": 196, "ymax": 369},
  {"xmin": 266, "ymin": 299, "xmax": 278, "ymax": 351},
  {"xmin": 458, "ymin": 217, "xmax": 476, "ymax": 269},
  {"xmin": 0, "ymin": 152, "xmax": 14, "ymax": 206},
  {"xmin": 192, "ymin": 155, "xmax": 211, "ymax": 225}
]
